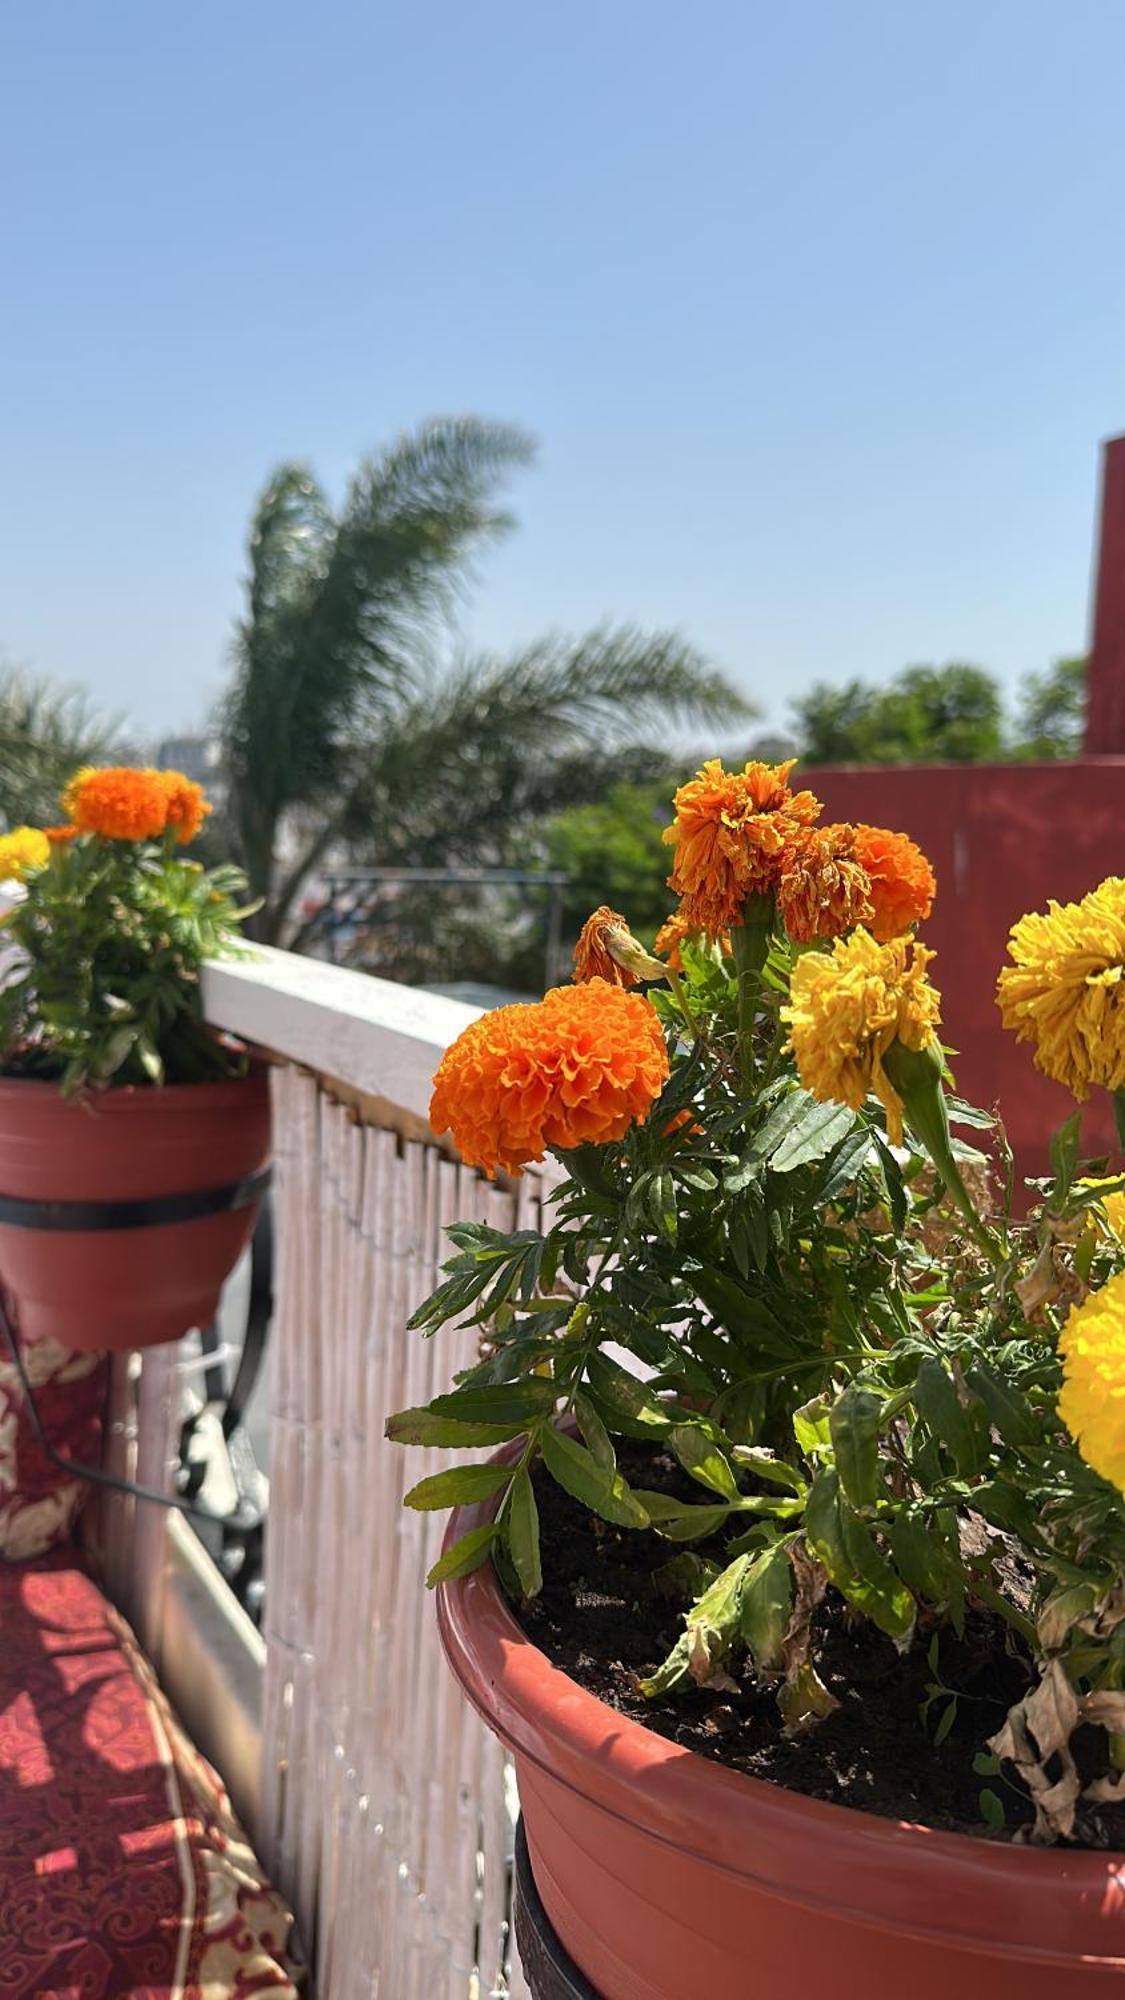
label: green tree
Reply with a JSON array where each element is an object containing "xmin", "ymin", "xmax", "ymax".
[
  {"xmin": 0, "ymin": 668, "xmax": 121, "ymax": 827},
  {"xmin": 793, "ymin": 663, "xmax": 1005, "ymax": 765},
  {"xmin": 221, "ymin": 419, "xmax": 752, "ymax": 943},
  {"xmin": 545, "ymin": 779, "xmax": 682, "ymax": 941},
  {"xmin": 1013, "ymin": 656, "xmax": 1086, "ymax": 760}
]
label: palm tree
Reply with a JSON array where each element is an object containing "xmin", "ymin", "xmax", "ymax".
[
  {"xmin": 0, "ymin": 668, "xmax": 121, "ymax": 826},
  {"xmin": 221, "ymin": 418, "xmax": 753, "ymax": 944}
]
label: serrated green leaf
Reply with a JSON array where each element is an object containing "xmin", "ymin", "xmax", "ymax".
[
  {"xmin": 425, "ymin": 1523, "xmax": 498, "ymax": 1587},
  {"xmin": 539, "ymin": 1423, "xmax": 650, "ymax": 1528},
  {"xmin": 739, "ymin": 1541, "xmax": 793, "ymax": 1671},
  {"xmin": 632, "ymin": 1490, "xmax": 732, "ymax": 1541},
  {"xmin": 429, "ymin": 1380, "xmax": 557, "ymax": 1427},
  {"xmin": 964, "ymin": 1364, "xmax": 1040, "ymax": 1449},
  {"xmin": 913, "ymin": 1359, "xmax": 987, "ymax": 1478},
  {"xmin": 386, "ymin": 1406, "xmax": 528, "ymax": 1449},
  {"xmin": 806, "ymin": 1469, "xmax": 915, "ymax": 1647},
  {"xmin": 669, "ymin": 1423, "xmax": 740, "ymax": 1500},
  {"xmin": 770, "ymin": 1098, "xmax": 855, "ymax": 1174},
  {"xmin": 404, "ymin": 1464, "xmax": 513, "ymax": 1511},
  {"xmin": 573, "ymin": 1390, "xmax": 616, "ymax": 1470},
  {"xmin": 506, "ymin": 1467, "xmax": 542, "ymax": 1598},
  {"xmin": 585, "ymin": 1352, "xmax": 672, "ymax": 1437},
  {"xmin": 829, "ymin": 1382, "xmax": 883, "ymax": 1510}
]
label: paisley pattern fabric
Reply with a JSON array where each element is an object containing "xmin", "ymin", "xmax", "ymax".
[
  {"xmin": 0, "ymin": 1315, "xmax": 107, "ymax": 1561},
  {"xmin": 0, "ymin": 1552, "xmax": 302, "ymax": 1998}
]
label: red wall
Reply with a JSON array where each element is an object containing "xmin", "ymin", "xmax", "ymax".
[{"xmin": 813, "ymin": 758, "xmax": 1125, "ymax": 1188}]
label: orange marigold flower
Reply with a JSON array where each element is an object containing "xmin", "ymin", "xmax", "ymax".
[
  {"xmin": 851, "ymin": 824, "xmax": 936, "ymax": 943},
  {"xmin": 44, "ymin": 825, "xmax": 79, "ymax": 845},
  {"xmin": 776, "ymin": 825, "xmax": 874, "ymax": 944},
  {"xmin": 662, "ymin": 758, "xmax": 821, "ymax": 936},
  {"xmin": 158, "ymin": 770, "xmax": 211, "ymax": 845},
  {"xmin": 430, "ymin": 979, "xmax": 669, "ymax": 1177},
  {"xmin": 62, "ymin": 766, "xmax": 171, "ymax": 841}
]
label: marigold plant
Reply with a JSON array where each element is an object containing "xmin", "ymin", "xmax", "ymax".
[
  {"xmin": 0, "ymin": 767, "xmax": 251, "ymax": 1091},
  {"xmin": 391, "ymin": 758, "xmax": 1125, "ymax": 1847}
]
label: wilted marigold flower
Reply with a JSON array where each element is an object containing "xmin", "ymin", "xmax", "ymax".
[
  {"xmin": 662, "ymin": 758, "xmax": 821, "ymax": 936},
  {"xmin": 62, "ymin": 766, "xmax": 172, "ymax": 841},
  {"xmin": 850, "ymin": 825, "xmax": 936, "ymax": 943},
  {"xmin": 782, "ymin": 928, "xmax": 941, "ymax": 1146},
  {"xmin": 1058, "ymin": 1272, "xmax": 1125, "ymax": 1495},
  {"xmin": 996, "ymin": 878, "xmax": 1125, "ymax": 1100},
  {"xmin": 775, "ymin": 825, "xmax": 873, "ymax": 944},
  {"xmin": 430, "ymin": 978, "xmax": 669, "ymax": 1177},
  {"xmin": 0, "ymin": 826, "xmax": 50, "ymax": 880},
  {"xmin": 573, "ymin": 907, "xmax": 664, "ymax": 988}
]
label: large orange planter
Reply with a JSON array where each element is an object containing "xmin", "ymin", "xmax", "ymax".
[
  {"xmin": 0, "ymin": 1073, "xmax": 271, "ymax": 1351},
  {"xmin": 439, "ymin": 1494, "xmax": 1125, "ymax": 1999}
]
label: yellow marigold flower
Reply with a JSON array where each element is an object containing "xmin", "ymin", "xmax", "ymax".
[
  {"xmin": 997, "ymin": 878, "xmax": 1125, "ymax": 1100},
  {"xmin": 158, "ymin": 770, "xmax": 211, "ymax": 845},
  {"xmin": 573, "ymin": 907, "xmax": 664, "ymax": 987},
  {"xmin": 0, "ymin": 826, "xmax": 50, "ymax": 880},
  {"xmin": 775, "ymin": 825, "xmax": 873, "ymax": 944},
  {"xmin": 1079, "ymin": 1177, "xmax": 1125, "ymax": 1243},
  {"xmin": 851, "ymin": 824, "xmax": 936, "ymax": 943},
  {"xmin": 62, "ymin": 766, "xmax": 171, "ymax": 841},
  {"xmin": 781, "ymin": 928, "xmax": 942, "ymax": 1146},
  {"xmin": 662, "ymin": 758, "xmax": 821, "ymax": 937},
  {"xmin": 1058, "ymin": 1272, "xmax": 1125, "ymax": 1494},
  {"xmin": 430, "ymin": 979, "xmax": 669, "ymax": 1178}
]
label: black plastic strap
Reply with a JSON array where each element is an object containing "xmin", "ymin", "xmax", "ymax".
[{"xmin": 0, "ymin": 1166, "xmax": 271, "ymax": 1233}]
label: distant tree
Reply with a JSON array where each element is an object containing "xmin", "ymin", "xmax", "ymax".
[
  {"xmin": 794, "ymin": 663, "xmax": 1005, "ymax": 765},
  {"xmin": 1012, "ymin": 656, "xmax": 1086, "ymax": 760},
  {"xmin": 545, "ymin": 778, "xmax": 682, "ymax": 944},
  {"xmin": 221, "ymin": 418, "xmax": 753, "ymax": 944},
  {"xmin": 0, "ymin": 668, "xmax": 121, "ymax": 827}
]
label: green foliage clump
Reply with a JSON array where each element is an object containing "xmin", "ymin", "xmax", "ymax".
[{"xmin": 0, "ymin": 834, "xmax": 252, "ymax": 1092}]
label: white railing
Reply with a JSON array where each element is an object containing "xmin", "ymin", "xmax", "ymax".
[{"xmin": 188, "ymin": 946, "xmax": 538, "ymax": 1999}]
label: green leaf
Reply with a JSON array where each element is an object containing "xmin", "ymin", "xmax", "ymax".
[
  {"xmin": 1050, "ymin": 1110, "xmax": 1083, "ymax": 1201},
  {"xmin": 979, "ymin": 1788, "xmax": 1006, "ymax": 1829},
  {"xmin": 404, "ymin": 1464, "xmax": 513, "ymax": 1511},
  {"xmin": 829, "ymin": 1383, "xmax": 883, "ymax": 1510},
  {"xmin": 739, "ymin": 1542, "xmax": 793, "ymax": 1671},
  {"xmin": 425, "ymin": 1524, "xmax": 498, "ymax": 1587},
  {"xmin": 964, "ymin": 1364, "xmax": 1040, "ymax": 1449},
  {"xmin": 731, "ymin": 1447, "xmax": 806, "ymax": 1494},
  {"xmin": 386, "ymin": 1406, "xmax": 528, "ymax": 1449},
  {"xmin": 805, "ymin": 1469, "xmax": 915, "ymax": 1647},
  {"xmin": 632, "ymin": 1490, "xmax": 732, "ymax": 1541},
  {"xmin": 539, "ymin": 1424, "xmax": 650, "ymax": 1528},
  {"xmin": 669, "ymin": 1423, "xmax": 740, "ymax": 1500},
  {"xmin": 818, "ymin": 1127, "xmax": 875, "ymax": 1203},
  {"xmin": 932, "ymin": 1698, "xmax": 957, "ymax": 1747},
  {"xmin": 506, "ymin": 1467, "xmax": 542, "ymax": 1599},
  {"xmin": 429, "ymin": 1380, "xmax": 558, "ymax": 1427},
  {"xmin": 889, "ymin": 1506, "xmax": 956, "ymax": 1604},
  {"xmin": 692, "ymin": 1269, "xmax": 795, "ymax": 1360},
  {"xmin": 573, "ymin": 1390, "xmax": 616, "ymax": 1470},
  {"xmin": 585, "ymin": 1352, "xmax": 672, "ymax": 1437},
  {"xmin": 638, "ymin": 1631, "xmax": 694, "ymax": 1697},
  {"xmin": 793, "ymin": 1396, "xmax": 832, "ymax": 1457},
  {"xmin": 648, "ymin": 1167, "xmax": 678, "ymax": 1245},
  {"xmin": 913, "ymin": 1358, "xmax": 987, "ymax": 1478},
  {"xmin": 769, "ymin": 1098, "xmax": 855, "ymax": 1174}
]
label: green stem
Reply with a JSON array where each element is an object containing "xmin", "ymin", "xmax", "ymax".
[
  {"xmin": 732, "ymin": 904, "xmax": 772, "ymax": 1087},
  {"xmin": 883, "ymin": 1040, "xmax": 1005, "ymax": 1267},
  {"xmin": 666, "ymin": 966, "xmax": 701, "ymax": 1042}
]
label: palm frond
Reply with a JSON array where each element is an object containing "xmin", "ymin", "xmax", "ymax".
[{"xmin": 0, "ymin": 668, "xmax": 123, "ymax": 827}]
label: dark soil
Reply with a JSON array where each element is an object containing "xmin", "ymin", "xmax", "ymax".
[{"xmin": 517, "ymin": 1442, "xmax": 1125, "ymax": 1846}]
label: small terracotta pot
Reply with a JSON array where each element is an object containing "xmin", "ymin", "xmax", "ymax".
[
  {"xmin": 0, "ymin": 1072, "xmax": 271, "ymax": 1351},
  {"xmin": 439, "ymin": 1488, "xmax": 1125, "ymax": 2000}
]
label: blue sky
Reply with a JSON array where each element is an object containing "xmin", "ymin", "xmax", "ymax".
[{"xmin": 1, "ymin": 0, "xmax": 1123, "ymax": 739}]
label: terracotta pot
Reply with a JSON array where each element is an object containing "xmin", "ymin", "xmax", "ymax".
[
  {"xmin": 439, "ymin": 1491, "xmax": 1125, "ymax": 2000},
  {"xmin": 0, "ymin": 1072, "xmax": 271, "ymax": 1352}
]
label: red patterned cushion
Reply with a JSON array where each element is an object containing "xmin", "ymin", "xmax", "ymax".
[
  {"xmin": 0, "ymin": 1553, "xmax": 301, "ymax": 1998},
  {"xmin": 0, "ymin": 1324, "xmax": 106, "ymax": 1561}
]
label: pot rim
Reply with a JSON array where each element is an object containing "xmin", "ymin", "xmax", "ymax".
[
  {"xmin": 438, "ymin": 1483, "xmax": 1125, "ymax": 1968},
  {"xmin": 0, "ymin": 1067, "xmax": 269, "ymax": 1113}
]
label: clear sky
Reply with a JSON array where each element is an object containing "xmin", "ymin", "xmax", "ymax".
[{"xmin": 2, "ymin": 0, "xmax": 1123, "ymax": 740}]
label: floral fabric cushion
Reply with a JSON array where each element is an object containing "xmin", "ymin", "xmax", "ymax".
[
  {"xmin": 0, "ymin": 1319, "xmax": 106, "ymax": 1560},
  {"xmin": 0, "ymin": 1552, "xmax": 302, "ymax": 1998}
]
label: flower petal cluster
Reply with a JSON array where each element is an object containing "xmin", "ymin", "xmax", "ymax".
[
  {"xmin": 775, "ymin": 826, "xmax": 873, "ymax": 944},
  {"xmin": 0, "ymin": 827, "xmax": 50, "ymax": 881},
  {"xmin": 61, "ymin": 766, "xmax": 211, "ymax": 845},
  {"xmin": 430, "ymin": 978, "xmax": 669, "ymax": 1177},
  {"xmin": 851, "ymin": 824, "xmax": 936, "ymax": 943},
  {"xmin": 662, "ymin": 758, "xmax": 821, "ymax": 936},
  {"xmin": 1058, "ymin": 1272, "xmax": 1125, "ymax": 1494},
  {"xmin": 996, "ymin": 878, "xmax": 1125, "ymax": 1099},
  {"xmin": 782, "ymin": 928, "xmax": 941, "ymax": 1145},
  {"xmin": 574, "ymin": 907, "xmax": 637, "ymax": 986}
]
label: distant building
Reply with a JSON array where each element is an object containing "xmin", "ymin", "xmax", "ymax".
[{"xmin": 154, "ymin": 736, "xmax": 222, "ymax": 787}]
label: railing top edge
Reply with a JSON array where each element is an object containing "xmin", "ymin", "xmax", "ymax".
[{"xmin": 202, "ymin": 946, "xmax": 482, "ymax": 1122}]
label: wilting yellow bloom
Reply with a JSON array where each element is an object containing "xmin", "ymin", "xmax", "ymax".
[
  {"xmin": 0, "ymin": 827, "xmax": 50, "ymax": 881},
  {"xmin": 573, "ymin": 907, "xmax": 665, "ymax": 987},
  {"xmin": 997, "ymin": 879, "xmax": 1125, "ymax": 1100},
  {"xmin": 1058, "ymin": 1272, "xmax": 1125, "ymax": 1495},
  {"xmin": 782, "ymin": 928, "xmax": 941, "ymax": 1146}
]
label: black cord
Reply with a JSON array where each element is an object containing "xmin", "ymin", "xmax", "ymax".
[{"xmin": 0, "ymin": 1293, "xmax": 260, "ymax": 1530}]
